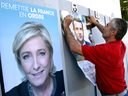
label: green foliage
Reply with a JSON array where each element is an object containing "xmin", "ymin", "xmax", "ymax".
[{"xmin": 120, "ymin": 0, "xmax": 128, "ymax": 21}]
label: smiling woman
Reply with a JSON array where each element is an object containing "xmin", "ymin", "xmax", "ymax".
[{"xmin": 5, "ymin": 22, "xmax": 65, "ymax": 96}]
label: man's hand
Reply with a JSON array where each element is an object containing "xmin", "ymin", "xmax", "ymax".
[
  {"xmin": 63, "ymin": 15, "xmax": 73, "ymax": 29},
  {"xmin": 87, "ymin": 15, "xmax": 97, "ymax": 25},
  {"xmin": 88, "ymin": 15, "xmax": 104, "ymax": 34}
]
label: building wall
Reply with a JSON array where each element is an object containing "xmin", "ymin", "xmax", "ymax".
[
  {"xmin": 0, "ymin": 0, "xmax": 127, "ymax": 96},
  {"xmin": 67, "ymin": 0, "xmax": 121, "ymax": 18}
]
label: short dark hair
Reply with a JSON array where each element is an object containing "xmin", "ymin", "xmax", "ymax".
[
  {"xmin": 72, "ymin": 17, "xmax": 83, "ymax": 29},
  {"xmin": 111, "ymin": 18, "xmax": 128, "ymax": 40}
]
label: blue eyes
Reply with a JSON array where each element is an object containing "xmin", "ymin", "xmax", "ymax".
[
  {"xmin": 22, "ymin": 52, "xmax": 45, "ymax": 60},
  {"xmin": 39, "ymin": 52, "xmax": 45, "ymax": 56},
  {"xmin": 23, "ymin": 55, "xmax": 30, "ymax": 59}
]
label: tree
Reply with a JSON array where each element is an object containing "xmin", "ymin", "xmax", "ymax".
[{"xmin": 120, "ymin": 0, "xmax": 128, "ymax": 21}]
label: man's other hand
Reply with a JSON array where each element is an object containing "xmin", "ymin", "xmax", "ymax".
[{"xmin": 63, "ymin": 15, "xmax": 73, "ymax": 28}]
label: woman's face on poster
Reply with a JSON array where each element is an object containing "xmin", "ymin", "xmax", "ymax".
[{"xmin": 19, "ymin": 35, "xmax": 51, "ymax": 87}]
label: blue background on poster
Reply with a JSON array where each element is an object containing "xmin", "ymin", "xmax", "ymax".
[{"xmin": 0, "ymin": 0, "xmax": 63, "ymax": 92}]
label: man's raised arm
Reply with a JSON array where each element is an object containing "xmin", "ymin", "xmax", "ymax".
[
  {"xmin": 63, "ymin": 15, "xmax": 83, "ymax": 56},
  {"xmin": 87, "ymin": 15, "xmax": 104, "ymax": 33}
]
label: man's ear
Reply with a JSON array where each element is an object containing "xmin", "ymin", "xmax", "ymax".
[{"xmin": 111, "ymin": 30, "xmax": 117, "ymax": 36}]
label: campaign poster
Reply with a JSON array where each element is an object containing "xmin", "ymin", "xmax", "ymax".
[
  {"xmin": 0, "ymin": 0, "xmax": 64, "ymax": 93},
  {"xmin": 60, "ymin": 10, "xmax": 95, "ymax": 61},
  {"xmin": 60, "ymin": 10, "xmax": 96, "ymax": 85}
]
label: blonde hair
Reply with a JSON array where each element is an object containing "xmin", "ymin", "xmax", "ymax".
[{"xmin": 13, "ymin": 21, "xmax": 56, "ymax": 81}]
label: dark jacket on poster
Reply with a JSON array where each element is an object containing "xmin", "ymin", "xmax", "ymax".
[{"xmin": 5, "ymin": 70, "xmax": 65, "ymax": 96}]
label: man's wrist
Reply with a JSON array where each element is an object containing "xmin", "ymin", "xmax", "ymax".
[
  {"xmin": 63, "ymin": 23, "xmax": 69, "ymax": 32},
  {"xmin": 94, "ymin": 19, "xmax": 99, "ymax": 25}
]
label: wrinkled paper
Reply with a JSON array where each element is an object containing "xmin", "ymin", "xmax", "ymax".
[{"xmin": 77, "ymin": 60, "xmax": 96, "ymax": 86}]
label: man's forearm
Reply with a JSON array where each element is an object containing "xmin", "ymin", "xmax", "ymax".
[
  {"xmin": 64, "ymin": 26, "xmax": 83, "ymax": 55},
  {"xmin": 64, "ymin": 26, "xmax": 77, "ymax": 51},
  {"xmin": 94, "ymin": 22, "xmax": 104, "ymax": 34}
]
